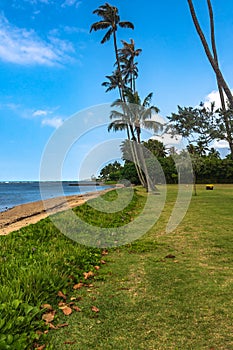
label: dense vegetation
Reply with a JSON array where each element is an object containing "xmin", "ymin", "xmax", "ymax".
[{"xmin": 99, "ymin": 139, "xmax": 233, "ymax": 184}]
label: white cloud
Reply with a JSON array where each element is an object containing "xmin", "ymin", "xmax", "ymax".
[
  {"xmin": 32, "ymin": 109, "xmax": 50, "ymax": 117},
  {"xmin": 151, "ymin": 133, "xmax": 182, "ymax": 146},
  {"xmin": 61, "ymin": 0, "xmax": 82, "ymax": 8},
  {"xmin": 42, "ymin": 117, "xmax": 63, "ymax": 128},
  {"xmin": 212, "ymin": 139, "xmax": 229, "ymax": 149},
  {"xmin": 203, "ymin": 89, "xmax": 233, "ymax": 109},
  {"xmin": 0, "ymin": 13, "xmax": 74, "ymax": 66}
]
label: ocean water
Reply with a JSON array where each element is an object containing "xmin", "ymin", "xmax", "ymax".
[{"xmin": 0, "ymin": 181, "xmax": 110, "ymax": 213}]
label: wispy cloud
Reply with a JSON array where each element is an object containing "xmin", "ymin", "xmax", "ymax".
[
  {"xmin": 1, "ymin": 102, "xmax": 63, "ymax": 128},
  {"xmin": 63, "ymin": 26, "xmax": 88, "ymax": 34},
  {"xmin": 23, "ymin": 0, "xmax": 52, "ymax": 4},
  {"xmin": 42, "ymin": 117, "xmax": 63, "ymax": 128},
  {"xmin": 0, "ymin": 13, "xmax": 74, "ymax": 66},
  {"xmin": 61, "ymin": 0, "xmax": 82, "ymax": 8},
  {"xmin": 32, "ymin": 109, "xmax": 51, "ymax": 117}
]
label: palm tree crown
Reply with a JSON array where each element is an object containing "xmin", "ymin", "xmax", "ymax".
[
  {"xmin": 90, "ymin": 3, "xmax": 134, "ymax": 100},
  {"xmin": 108, "ymin": 90, "xmax": 161, "ymax": 143},
  {"xmin": 90, "ymin": 3, "xmax": 134, "ymax": 44}
]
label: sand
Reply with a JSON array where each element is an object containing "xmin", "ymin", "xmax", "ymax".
[{"xmin": 0, "ymin": 188, "xmax": 113, "ymax": 235}]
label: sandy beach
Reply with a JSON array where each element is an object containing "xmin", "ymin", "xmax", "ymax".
[{"xmin": 0, "ymin": 188, "xmax": 113, "ymax": 235}]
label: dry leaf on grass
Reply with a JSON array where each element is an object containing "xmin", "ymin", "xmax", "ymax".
[
  {"xmin": 58, "ymin": 301, "xmax": 66, "ymax": 307},
  {"xmin": 48, "ymin": 323, "xmax": 57, "ymax": 330},
  {"xmin": 57, "ymin": 323, "xmax": 69, "ymax": 328},
  {"xmin": 83, "ymin": 271, "xmax": 94, "ymax": 280},
  {"xmin": 73, "ymin": 282, "xmax": 83, "ymax": 289},
  {"xmin": 101, "ymin": 250, "xmax": 108, "ymax": 256},
  {"xmin": 36, "ymin": 330, "xmax": 43, "ymax": 335},
  {"xmin": 61, "ymin": 305, "xmax": 73, "ymax": 316},
  {"xmin": 91, "ymin": 306, "xmax": 100, "ymax": 313},
  {"xmin": 35, "ymin": 345, "xmax": 46, "ymax": 350},
  {"xmin": 94, "ymin": 265, "xmax": 100, "ymax": 270},
  {"xmin": 100, "ymin": 260, "xmax": 106, "ymax": 264},
  {"xmin": 42, "ymin": 311, "xmax": 55, "ymax": 323},
  {"xmin": 57, "ymin": 291, "xmax": 67, "ymax": 300},
  {"xmin": 72, "ymin": 306, "xmax": 81, "ymax": 312},
  {"xmin": 41, "ymin": 303, "xmax": 53, "ymax": 311}
]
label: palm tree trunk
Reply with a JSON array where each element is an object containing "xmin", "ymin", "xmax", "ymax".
[
  {"xmin": 207, "ymin": 0, "xmax": 226, "ymax": 110},
  {"xmin": 187, "ymin": 0, "xmax": 233, "ymax": 109},
  {"xmin": 207, "ymin": 0, "xmax": 233, "ymax": 160},
  {"xmin": 113, "ymin": 30, "xmax": 125, "ymax": 102}
]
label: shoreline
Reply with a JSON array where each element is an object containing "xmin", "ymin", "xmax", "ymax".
[{"xmin": 0, "ymin": 187, "xmax": 115, "ymax": 236}]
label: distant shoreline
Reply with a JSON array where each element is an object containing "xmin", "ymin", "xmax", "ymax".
[
  {"xmin": 0, "ymin": 187, "xmax": 115, "ymax": 236},
  {"xmin": 0, "ymin": 181, "xmax": 111, "ymax": 213}
]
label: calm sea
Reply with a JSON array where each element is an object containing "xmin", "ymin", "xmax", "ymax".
[{"xmin": 0, "ymin": 181, "xmax": 110, "ymax": 213}]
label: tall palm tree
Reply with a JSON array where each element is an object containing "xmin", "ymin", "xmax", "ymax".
[
  {"xmin": 90, "ymin": 3, "xmax": 134, "ymax": 100},
  {"xmin": 119, "ymin": 39, "xmax": 142, "ymax": 92},
  {"xmin": 108, "ymin": 91, "xmax": 161, "ymax": 191}
]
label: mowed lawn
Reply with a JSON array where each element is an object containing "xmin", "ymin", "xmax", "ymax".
[{"xmin": 48, "ymin": 184, "xmax": 233, "ymax": 350}]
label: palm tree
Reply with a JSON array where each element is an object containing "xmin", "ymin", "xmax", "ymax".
[
  {"xmin": 90, "ymin": 3, "xmax": 134, "ymax": 100},
  {"xmin": 109, "ymin": 90, "xmax": 160, "ymax": 143},
  {"xmin": 119, "ymin": 56, "xmax": 139, "ymax": 92},
  {"xmin": 118, "ymin": 39, "xmax": 142, "ymax": 92},
  {"xmin": 102, "ymin": 70, "xmax": 125, "ymax": 97},
  {"xmin": 108, "ymin": 90, "xmax": 161, "ymax": 191}
]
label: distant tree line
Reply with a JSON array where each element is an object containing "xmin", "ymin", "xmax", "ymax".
[{"xmin": 99, "ymin": 139, "xmax": 233, "ymax": 184}]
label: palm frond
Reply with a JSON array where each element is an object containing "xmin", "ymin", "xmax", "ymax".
[
  {"xmin": 142, "ymin": 92, "xmax": 153, "ymax": 108},
  {"xmin": 119, "ymin": 21, "xmax": 134, "ymax": 30},
  {"xmin": 109, "ymin": 111, "xmax": 125, "ymax": 120},
  {"xmin": 108, "ymin": 120, "xmax": 128, "ymax": 132},
  {"xmin": 101, "ymin": 28, "xmax": 113, "ymax": 43},
  {"xmin": 143, "ymin": 120, "xmax": 163, "ymax": 133},
  {"xmin": 90, "ymin": 21, "xmax": 111, "ymax": 32}
]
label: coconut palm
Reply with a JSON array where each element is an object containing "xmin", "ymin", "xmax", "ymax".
[
  {"xmin": 119, "ymin": 57, "xmax": 139, "ymax": 92},
  {"xmin": 90, "ymin": 3, "xmax": 134, "ymax": 100},
  {"xmin": 108, "ymin": 90, "xmax": 161, "ymax": 191},
  {"xmin": 118, "ymin": 39, "xmax": 142, "ymax": 91},
  {"xmin": 102, "ymin": 70, "xmax": 126, "ymax": 97},
  {"xmin": 109, "ymin": 90, "xmax": 161, "ymax": 143}
]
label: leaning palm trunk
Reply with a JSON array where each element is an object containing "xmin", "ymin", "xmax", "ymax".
[
  {"xmin": 207, "ymin": 0, "xmax": 233, "ymax": 160},
  {"xmin": 187, "ymin": 0, "xmax": 233, "ymax": 109},
  {"xmin": 187, "ymin": 0, "xmax": 233, "ymax": 160}
]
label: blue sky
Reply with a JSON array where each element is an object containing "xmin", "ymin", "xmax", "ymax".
[{"xmin": 0, "ymin": 0, "xmax": 233, "ymax": 180}]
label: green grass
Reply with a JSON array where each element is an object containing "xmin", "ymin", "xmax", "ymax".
[{"xmin": 1, "ymin": 185, "xmax": 233, "ymax": 349}]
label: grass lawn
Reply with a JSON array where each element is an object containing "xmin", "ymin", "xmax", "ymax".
[
  {"xmin": 48, "ymin": 184, "xmax": 233, "ymax": 349},
  {"xmin": 1, "ymin": 185, "xmax": 233, "ymax": 349}
]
